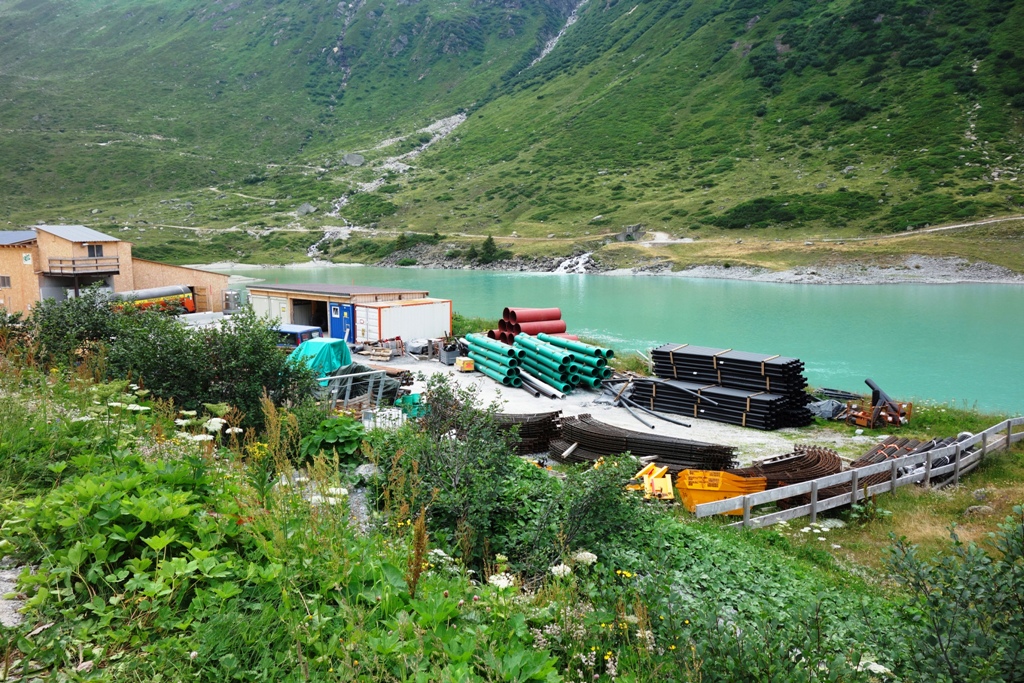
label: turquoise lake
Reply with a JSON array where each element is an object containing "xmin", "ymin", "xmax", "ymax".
[{"xmin": 223, "ymin": 266, "xmax": 1024, "ymax": 414}]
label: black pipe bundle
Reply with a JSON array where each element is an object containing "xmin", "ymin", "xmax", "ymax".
[
  {"xmin": 495, "ymin": 411, "xmax": 562, "ymax": 455},
  {"xmin": 548, "ymin": 414, "xmax": 737, "ymax": 473},
  {"xmin": 640, "ymin": 344, "xmax": 814, "ymax": 430}
]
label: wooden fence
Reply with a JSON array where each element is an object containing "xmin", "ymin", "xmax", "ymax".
[{"xmin": 694, "ymin": 417, "xmax": 1024, "ymax": 528}]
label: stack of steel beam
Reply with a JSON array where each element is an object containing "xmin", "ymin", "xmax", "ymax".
[
  {"xmin": 816, "ymin": 435, "xmax": 963, "ymax": 500},
  {"xmin": 633, "ymin": 343, "xmax": 813, "ymax": 429},
  {"xmin": 495, "ymin": 411, "xmax": 562, "ymax": 455},
  {"xmin": 548, "ymin": 414, "xmax": 737, "ymax": 472}
]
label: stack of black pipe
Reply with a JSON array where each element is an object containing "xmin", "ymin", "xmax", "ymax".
[
  {"xmin": 631, "ymin": 344, "xmax": 814, "ymax": 430},
  {"xmin": 548, "ymin": 414, "xmax": 737, "ymax": 472},
  {"xmin": 495, "ymin": 411, "xmax": 562, "ymax": 455}
]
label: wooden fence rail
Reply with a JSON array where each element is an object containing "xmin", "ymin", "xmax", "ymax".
[{"xmin": 694, "ymin": 417, "xmax": 1024, "ymax": 528}]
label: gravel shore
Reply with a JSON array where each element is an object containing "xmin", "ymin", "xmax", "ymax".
[{"xmin": 605, "ymin": 255, "xmax": 1024, "ymax": 285}]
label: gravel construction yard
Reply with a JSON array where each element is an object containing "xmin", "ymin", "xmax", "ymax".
[{"xmin": 361, "ymin": 353, "xmax": 881, "ymax": 464}]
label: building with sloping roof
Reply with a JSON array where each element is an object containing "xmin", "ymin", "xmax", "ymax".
[{"xmin": 0, "ymin": 225, "xmax": 230, "ymax": 315}]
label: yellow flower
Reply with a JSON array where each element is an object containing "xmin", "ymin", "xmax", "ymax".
[
  {"xmin": 669, "ymin": 645, "xmax": 676, "ymax": 651},
  {"xmin": 354, "ymin": 660, "xmax": 359, "ymax": 666},
  {"xmin": 684, "ymin": 619, "xmax": 690, "ymax": 625}
]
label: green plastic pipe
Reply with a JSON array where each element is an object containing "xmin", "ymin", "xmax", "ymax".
[
  {"xmin": 520, "ymin": 367, "xmax": 570, "ymax": 393},
  {"xmin": 601, "ymin": 366, "xmax": 613, "ymax": 379},
  {"xmin": 537, "ymin": 333, "xmax": 612, "ymax": 359},
  {"xmin": 480, "ymin": 364, "xmax": 514, "ymax": 386},
  {"xmin": 514, "ymin": 335, "xmax": 573, "ymax": 365},
  {"xmin": 468, "ymin": 343, "xmax": 519, "ymax": 368},
  {"xmin": 577, "ymin": 375, "xmax": 602, "ymax": 389},
  {"xmin": 466, "ymin": 333, "xmax": 517, "ymax": 358},
  {"xmin": 521, "ymin": 358, "xmax": 571, "ymax": 384},
  {"xmin": 469, "ymin": 352, "xmax": 517, "ymax": 378},
  {"xmin": 517, "ymin": 349, "xmax": 569, "ymax": 375},
  {"xmin": 509, "ymin": 376, "xmax": 523, "ymax": 388},
  {"xmin": 573, "ymin": 354, "xmax": 607, "ymax": 369},
  {"xmin": 568, "ymin": 374, "xmax": 582, "ymax": 386}
]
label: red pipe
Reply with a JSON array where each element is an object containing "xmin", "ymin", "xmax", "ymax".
[
  {"xmin": 486, "ymin": 329, "xmax": 500, "ymax": 340},
  {"xmin": 504, "ymin": 307, "xmax": 562, "ymax": 324},
  {"xmin": 498, "ymin": 319, "xmax": 508, "ymax": 332},
  {"xmin": 515, "ymin": 320, "xmax": 567, "ymax": 335}
]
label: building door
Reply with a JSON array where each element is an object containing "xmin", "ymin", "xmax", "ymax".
[{"xmin": 329, "ymin": 303, "xmax": 354, "ymax": 342}]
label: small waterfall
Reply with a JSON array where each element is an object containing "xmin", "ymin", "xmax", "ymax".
[{"xmin": 529, "ymin": 0, "xmax": 590, "ymax": 68}]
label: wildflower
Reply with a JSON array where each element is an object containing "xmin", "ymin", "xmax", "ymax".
[
  {"xmin": 190, "ymin": 434, "xmax": 215, "ymax": 442},
  {"xmin": 684, "ymin": 619, "xmax": 690, "ymax": 625},
  {"xmin": 573, "ymin": 550, "xmax": 597, "ymax": 566},
  {"xmin": 800, "ymin": 527, "xmax": 811, "ymax": 533},
  {"xmin": 623, "ymin": 615, "xmax": 639, "ymax": 625},
  {"xmin": 818, "ymin": 536, "xmax": 827, "ymax": 541},
  {"xmin": 488, "ymin": 573, "xmax": 515, "ymax": 590},
  {"xmin": 226, "ymin": 427, "xmax": 243, "ymax": 434},
  {"xmin": 549, "ymin": 563, "xmax": 572, "ymax": 578},
  {"xmin": 832, "ymin": 543, "xmax": 842, "ymax": 549},
  {"xmin": 204, "ymin": 417, "xmax": 227, "ymax": 432},
  {"xmin": 108, "ymin": 401, "xmax": 124, "ymax": 408},
  {"xmin": 126, "ymin": 404, "xmax": 150, "ymax": 412},
  {"xmin": 71, "ymin": 415, "xmax": 94, "ymax": 422},
  {"xmin": 669, "ymin": 645, "xmax": 676, "ymax": 651},
  {"xmin": 189, "ymin": 651, "xmax": 198, "ymax": 661},
  {"xmin": 174, "ymin": 418, "xmax": 192, "ymax": 426}
]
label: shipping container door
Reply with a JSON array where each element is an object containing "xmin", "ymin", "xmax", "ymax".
[
  {"xmin": 328, "ymin": 303, "xmax": 354, "ymax": 342},
  {"xmin": 268, "ymin": 297, "xmax": 288, "ymax": 323},
  {"xmin": 250, "ymin": 295, "xmax": 271, "ymax": 318},
  {"xmin": 380, "ymin": 302, "xmax": 451, "ymax": 341}
]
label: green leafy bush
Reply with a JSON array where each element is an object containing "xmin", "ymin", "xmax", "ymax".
[
  {"xmin": 886, "ymin": 506, "xmax": 1024, "ymax": 682},
  {"xmin": 299, "ymin": 415, "xmax": 365, "ymax": 462}
]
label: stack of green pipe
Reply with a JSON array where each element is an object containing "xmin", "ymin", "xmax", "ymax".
[
  {"xmin": 465, "ymin": 334, "xmax": 523, "ymax": 388},
  {"xmin": 512, "ymin": 334, "xmax": 585, "ymax": 394},
  {"xmin": 537, "ymin": 333, "xmax": 615, "ymax": 389}
]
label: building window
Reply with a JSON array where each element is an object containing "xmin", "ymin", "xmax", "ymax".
[
  {"xmin": 0, "ymin": 276, "xmax": 10, "ymax": 288},
  {"xmin": 87, "ymin": 244, "xmax": 104, "ymax": 258}
]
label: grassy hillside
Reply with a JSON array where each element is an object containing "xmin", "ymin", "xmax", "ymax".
[
  {"xmin": 399, "ymin": 0, "xmax": 1024, "ymax": 237},
  {"xmin": 2, "ymin": 0, "xmax": 1023, "ymax": 265}
]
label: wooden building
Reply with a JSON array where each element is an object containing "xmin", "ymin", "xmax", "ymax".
[{"xmin": 0, "ymin": 225, "xmax": 230, "ymax": 314}]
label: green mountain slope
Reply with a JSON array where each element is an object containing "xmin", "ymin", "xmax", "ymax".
[
  {"xmin": 0, "ymin": 0, "xmax": 571, "ymax": 210},
  {"xmin": 399, "ymin": 0, "xmax": 1024, "ymax": 235},
  {"xmin": 1, "ymin": 0, "xmax": 1023, "ymax": 250}
]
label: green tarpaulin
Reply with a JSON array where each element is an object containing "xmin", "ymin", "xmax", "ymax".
[{"xmin": 288, "ymin": 337, "xmax": 352, "ymax": 385}]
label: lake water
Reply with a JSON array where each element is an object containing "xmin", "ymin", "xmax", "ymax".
[{"xmin": 222, "ymin": 265, "xmax": 1024, "ymax": 414}]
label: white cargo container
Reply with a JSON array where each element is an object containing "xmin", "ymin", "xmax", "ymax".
[{"xmin": 355, "ymin": 298, "xmax": 453, "ymax": 343}]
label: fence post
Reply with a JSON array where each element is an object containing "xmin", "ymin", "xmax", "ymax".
[
  {"xmin": 1007, "ymin": 419, "xmax": 1014, "ymax": 450},
  {"xmin": 809, "ymin": 481, "xmax": 819, "ymax": 524},
  {"xmin": 850, "ymin": 469, "xmax": 860, "ymax": 505},
  {"xmin": 742, "ymin": 496, "xmax": 752, "ymax": 528},
  {"xmin": 981, "ymin": 432, "xmax": 988, "ymax": 464},
  {"xmin": 953, "ymin": 443, "xmax": 962, "ymax": 486},
  {"xmin": 890, "ymin": 460, "xmax": 899, "ymax": 492}
]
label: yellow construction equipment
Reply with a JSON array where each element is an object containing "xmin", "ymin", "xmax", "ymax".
[
  {"xmin": 627, "ymin": 463, "xmax": 676, "ymax": 501},
  {"xmin": 676, "ymin": 469, "xmax": 767, "ymax": 515}
]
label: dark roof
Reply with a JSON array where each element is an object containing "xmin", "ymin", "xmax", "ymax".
[
  {"xmin": 35, "ymin": 225, "xmax": 120, "ymax": 243},
  {"xmin": 0, "ymin": 230, "xmax": 38, "ymax": 246},
  {"xmin": 248, "ymin": 283, "xmax": 428, "ymax": 296}
]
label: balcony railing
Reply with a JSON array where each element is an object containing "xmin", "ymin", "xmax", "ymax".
[{"xmin": 46, "ymin": 256, "xmax": 120, "ymax": 276}]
